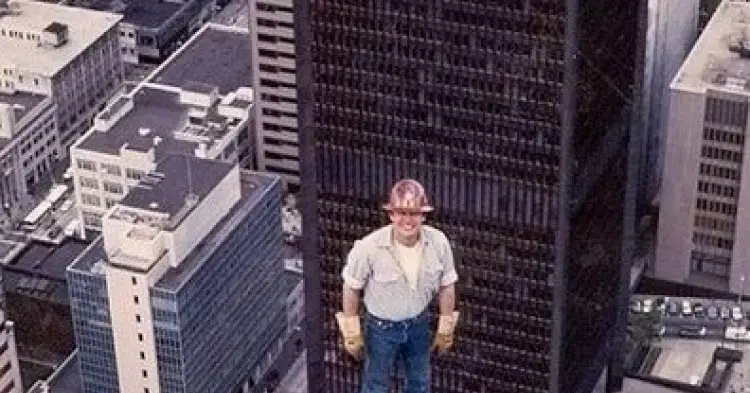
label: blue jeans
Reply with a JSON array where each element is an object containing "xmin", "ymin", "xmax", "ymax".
[{"xmin": 360, "ymin": 311, "xmax": 430, "ymax": 393}]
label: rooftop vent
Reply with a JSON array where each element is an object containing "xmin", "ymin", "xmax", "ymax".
[
  {"xmin": 41, "ymin": 22, "xmax": 69, "ymax": 47},
  {"xmin": 729, "ymin": 40, "xmax": 750, "ymax": 59},
  {"xmin": 138, "ymin": 127, "xmax": 151, "ymax": 136},
  {"xmin": 148, "ymin": 202, "xmax": 159, "ymax": 209}
]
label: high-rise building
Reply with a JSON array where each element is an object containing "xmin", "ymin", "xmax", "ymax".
[
  {"xmin": 657, "ymin": 0, "xmax": 750, "ymax": 295},
  {"xmin": 67, "ymin": 154, "xmax": 287, "ymax": 393},
  {"xmin": 295, "ymin": 1, "xmax": 643, "ymax": 393},
  {"xmin": 0, "ymin": 0, "xmax": 123, "ymax": 153},
  {"xmin": 248, "ymin": 0, "xmax": 300, "ymax": 187}
]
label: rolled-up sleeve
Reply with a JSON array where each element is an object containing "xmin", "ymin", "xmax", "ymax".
[
  {"xmin": 342, "ymin": 240, "xmax": 370, "ymax": 290},
  {"xmin": 440, "ymin": 237, "xmax": 458, "ymax": 287}
]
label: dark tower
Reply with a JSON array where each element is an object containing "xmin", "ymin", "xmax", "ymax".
[{"xmin": 295, "ymin": 0, "xmax": 644, "ymax": 392}]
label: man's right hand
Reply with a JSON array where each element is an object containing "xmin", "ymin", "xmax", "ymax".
[{"xmin": 335, "ymin": 312, "xmax": 363, "ymax": 360}]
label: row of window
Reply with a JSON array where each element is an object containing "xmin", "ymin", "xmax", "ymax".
[
  {"xmin": 701, "ymin": 145, "xmax": 743, "ymax": 163},
  {"xmin": 76, "ymin": 159, "xmax": 145, "ymax": 180},
  {"xmin": 690, "ymin": 251, "xmax": 730, "ymax": 278},
  {"xmin": 704, "ymin": 96, "xmax": 749, "ymax": 128},
  {"xmin": 692, "ymin": 231, "xmax": 734, "ymax": 250},
  {"xmin": 130, "ymin": 278, "xmax": 152, "ymax": 393},
  {"xmin": 697, "ymin": 180, "xmax": 738, "ymax": 199},
  {"xmin": 699, "ymin": 163, "xmax": 740, "ymax": 180},
  {"xmin": 695, "ymin": 197, "xmax": 737, "ymax": 216},
  {"xmin": 79, "ymin": 177, "xmax": 124, "ymax": 193},
  {"xmin": 703, "ymin": 127, "xmax": 745, "ymax": 145},
  {"xmin": 694, "ymin": 215, "xmax": 736, "ymax": 233}
]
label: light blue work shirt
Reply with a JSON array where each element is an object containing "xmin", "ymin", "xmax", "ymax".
[{"xmin": 342, "ymin": 224, "xmax": 458, "ymax": 321}]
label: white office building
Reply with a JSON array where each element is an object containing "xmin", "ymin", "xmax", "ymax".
[
  {"xmin": 70, "ymin": 24, "xmax": 256, "ymax": 230},
  {"xmin": 0, "ymin": 0, "xmax": 123, "ymax": 152},
  {"xmin": 68, "ymin": 154, "xmax": 287, "ymax": 393},
  {"xmin": 248, "ymin": 0, "xmax": 300, "ymax": 187},
  {"xmin": 0, "ymin": 93, "xmax": 55, "ymax": 222},
  {"xmin": 657, "ymin": 0, "xmax": 750, "ymax": 294},
  {"xmin": 0, "ymin": 311, "xmax": 22, "ymax": 393}
]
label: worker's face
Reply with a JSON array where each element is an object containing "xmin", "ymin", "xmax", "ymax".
[{"xmin": 389, "ymin": 210, "xmax": 425, "ymax": 242}]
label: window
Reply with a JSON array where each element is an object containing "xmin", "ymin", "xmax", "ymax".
[
  {"xmin": 140, "ymin": 351, "xmax": 145, "ymax": 360},
  {"xmin": 132, "ymin": 276, "xmax": 137, "ymax": 285},
  {"xmin": 101, "ymin": 163, "xmax": 121, "ymax": 176},
  {"xmin": 76, "ymin": 159, "xmax": 96, "ymax": 171},
  {"xmin": 103, "ymin": 181, "xmax": 123, "ymax": 194},
  {"xmin": 138, "ymin": 333, "xmax": 143, "ymax": 341},
  {"xmin": 79, "ymin": 177, "xmax": 98, "ymax": 189},
  {"xmin": 142, "ymin": 369, "xmax": 148, "ymax": 378},
  {"xmin": 136, "ymin": 314, "xmax": 141, "ymax": 323},
  {"xmin": 126, "ymin": 168, "xmax": 144, "ymax": 180},
  {"xmin": 144, "ymin": 388, "xmax": 149, "ymax": 393},
  {"xmin": 105, "ymin": 198, "xmax": 118, "ymax": 208},
  {"xmin": 81, "ymin": 193, "xmax": 101, "ymax": 206},
  {"xmin": 134, "ymin": 295, "xmax": 139, "ymax": 304}
]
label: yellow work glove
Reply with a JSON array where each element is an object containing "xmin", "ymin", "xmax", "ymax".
[
  {"xmin": 335, "ymin": 312, "xmax": 363, "ymax": 361},
  {"xmin": 432, "ymin": 311, "xmax": 459, "ymax": 356}
]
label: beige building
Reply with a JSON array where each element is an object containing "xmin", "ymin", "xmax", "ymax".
[
  {"xmin": 0, "ymin": 0, "xmax": 123, "ymax": 152},
  {"xmin": 248, "ymin": 0, "xmax": 300, "ymax": 187},
  {"xmin": 0, "ymin": 311, "xmax": 22, "ymax": 393},
  {"xmin": 657, "ymin": 0, "xmax": 750, "ymax": 294},
  {"xmin": 0, "ymin": 92, "xmax": 55, "ymax": 222}
]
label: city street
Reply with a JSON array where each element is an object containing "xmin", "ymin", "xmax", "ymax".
[{"xmin": 632, "ymin": 296, "xmax": 750, "ymax": 339}]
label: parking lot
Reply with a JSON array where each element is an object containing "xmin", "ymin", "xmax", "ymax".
[{"xmin": 631, "ymin": 295, "xmax": 749, "ymax": 339}]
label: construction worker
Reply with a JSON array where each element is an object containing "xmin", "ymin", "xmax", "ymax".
[{"xmin": 336, "ymin": 178, "xmax": 459, "ymax": 393}]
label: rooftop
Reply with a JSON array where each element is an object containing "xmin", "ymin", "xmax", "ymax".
[
  {"xmin": 7, "ymin": 238, "xmax": 89, "ymax": 280},
  {"xmin": 70, "ymin": 170, "xmax": 279, "ymax": 291},
  {"xmin": 118, "ymin": 0, "xmax": 183, "ymax": 29},
  {"xmin": 119, "ymin": 154, "xmax": 232, "ymax": 216},
  {"xmin": 0, "ymin": 90, "xmax": 47, "ymax": 121},
  {"xmin": 673, "ymin": 0, "xmax": 750, "ymax": 94},
  {"xmin": 0, "ymin": 0, "xmax": 122, "ymax": 77},
  {"xmin": 0, "ymin": 91, "xmax": 49, "ymax": 151},
  {"xmin": 76, "ymin": 86, "xmax": 202, "ymax": 155},
  {"xmin": 149, "ymin": 23, "xmax": 252, "ymax": 94}
]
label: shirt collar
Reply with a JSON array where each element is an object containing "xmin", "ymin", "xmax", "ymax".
[{"xmin": 375, "ymin": 224, "xmax": 430, "ymax": 248}]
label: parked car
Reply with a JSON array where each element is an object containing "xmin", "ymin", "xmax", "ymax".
[
  {"xmin": 732, "ymin": 306, "xmax": 743, "ymax": 322},
  {"xmin": 678, "ymin": 326, "xmax": 707, "ymax": 338},
  {"xmin": 707, "ymin": 305, "xmax": 720, "ymax": 319},
  {"xmin": 654, "ymin": 297, "xmax": 666, "ymax": 311},
  {"xmin": 630, "ymin": 300, "xmax": 642, "ymax": 314},
  {"xmin": 693, "ymin": 302, "xmax": 706, "ymax": 318},
  {"xmin": 642, "ymin": 299, "xmax": 654, "ymax": 313},
  {"xmin": 668, "ymin": 302, "xmax": 680, "ymax": 316},
  {"xmin": 682, "ymin": 300, "xmax": 693, "ymax": 316},
  {"xmin": 721, "ymin": 307, "xmax": 731, "ymax": 320}
]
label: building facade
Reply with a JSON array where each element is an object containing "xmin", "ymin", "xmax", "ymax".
[
  {"xmin": 68, "ymin": 155, "xmax": 287, "ymax": 393},
  {"xmin": 0, "ymin": 0, "xmax": 123, "ymax": 153},
  {"xmin": 248, "ymin": 0, "xmax": 300, "ymax": 188},
  {"xmin": 0, "ymin": 93, "xmax": 55, "ymax": 220},
  {"xmin": 0, "ymin": 312, "xmax": 22, "ymax": 393},
  {"xmin": 295, "ymin": 1, "xmax": 643, "ymax": 393},
  {"xmin": 657, "ymin": 0, "xmax": 750, "ymax": 295}
]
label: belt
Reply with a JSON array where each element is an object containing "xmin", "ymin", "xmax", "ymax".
[{"xmin": 366, "ymin": 308, "xmax": 428, "ymax": 328}]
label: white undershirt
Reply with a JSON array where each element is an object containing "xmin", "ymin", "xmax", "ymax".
[{"xmin": 394, "ymin": 241, "xmax": 423, "ymax": 290}]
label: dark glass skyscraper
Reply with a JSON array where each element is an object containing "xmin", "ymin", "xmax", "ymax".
[{"xmin": 295, "ymin": 1, "xmax": 644, "ymax": 392}]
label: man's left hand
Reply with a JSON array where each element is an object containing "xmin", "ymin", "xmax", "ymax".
[{"xmin": 432, "ymin": 311, "xmax": 459, "ymax": 355}]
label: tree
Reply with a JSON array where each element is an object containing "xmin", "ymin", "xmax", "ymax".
[{"xmin": 627, "ymin": 308, "xmax": 662, "ymax": 347}]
